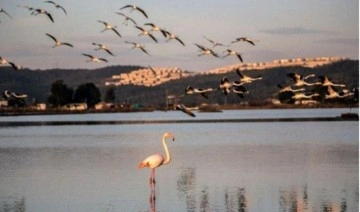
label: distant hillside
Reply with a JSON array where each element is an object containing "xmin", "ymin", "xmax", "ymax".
[{"xmin": 0, "ymin": 60, "xmax": 358, "ymax": 107}]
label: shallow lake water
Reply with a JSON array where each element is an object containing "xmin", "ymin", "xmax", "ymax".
[{"xmin": 0, "ymin": 109, "xmax": 358, "ymax": 211}]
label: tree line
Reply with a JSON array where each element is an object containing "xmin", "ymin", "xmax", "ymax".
[{"xmin": 47, "ymin": 80, "xmax": 116, "ymax": 108}]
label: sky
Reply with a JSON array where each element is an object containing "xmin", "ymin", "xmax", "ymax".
[{"xmin": 0, "ymin": 0, "xmax": 358, "ymax": 71}]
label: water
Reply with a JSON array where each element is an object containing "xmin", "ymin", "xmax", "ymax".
[{"xmin": 0, "ymin": 109, "xmax": 358, "ymax": 212}]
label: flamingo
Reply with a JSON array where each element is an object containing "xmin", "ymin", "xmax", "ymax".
[
  {"xmin": 124, "ymin": 41, "xmax": 150, "ymax": 55},
  {"xmin": 116, "ymin": 12, "xmax": 137, "ymax": 26},
  {"xmin": 45, "ymin": 33, "xmax": 73, "ymax": 48},
  {"xmin": 138, "ymin": 132, "xmax": 175, "ymax": 190},
  {"xmin": 287, "ymin": 73, "xmax": 317, "ymax": 87},
  {"xmin": 81, "ymin": 54, "xmax": 108, "ymax": 63},
  {"xmin": 92, "ymin": 43, "xmax": 115, "ymax": 56},
  {"xmin": 203, "ymin": 36, "xmax": 228, "ymax": 48},
  {"xmin": 175, "ymin": 104, "xmax": 197, "ymax": 117},
  {"xmin": 231, "ymin": 37, "xmax": 257, "ymax": 46},
  {"xmin": 194, "ymin": 43, "xmax": 219, "ymax": 57},
  {"xmin": 31, "ymin": 8, "xmax": 54, "ymax": 23},
  {"xmin": 120, "ymin": 4, "xmax": 148, "ymax": 18},
  {"xmin": 162, "ymin": 30, "xmax": 185, "ymax": 46},
  {"xmin": 223, "ymin": 49, "xmax": 243, "ymax": 62},
  {"xmin": 134, "ymin": 26, "xmax": 158, "ymax": 43},
  {"xmin": 236, "ymin": 69, "xmax": 262, "ymax": 84},
  {"xmin": 98, "ymin": 20, "xmax": 121, "ymax": 37},
  {"xmin": 185, "ymin": 86, "xmax": 214, "ymax": 99},
  {"xmin": 44, "ymin": 1, "xmax": 67, "ymax": 15},
  {"xmin": 318, "ymin": 76, "xmax": 346, "ymax": 87}
]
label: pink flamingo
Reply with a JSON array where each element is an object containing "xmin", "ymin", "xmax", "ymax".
[{"xmin": 138, "ymin": 132, "xmax": 175, "ymax": 190}]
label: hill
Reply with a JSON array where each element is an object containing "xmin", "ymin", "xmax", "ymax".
[{"xmin": 0, "ymin": 59, "xmax": 358, "ymax": 107}]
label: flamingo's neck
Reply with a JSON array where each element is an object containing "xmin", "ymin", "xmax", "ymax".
[{"xmin": 162, "ymin": 135, "xmax": 171, "ymax": 165}]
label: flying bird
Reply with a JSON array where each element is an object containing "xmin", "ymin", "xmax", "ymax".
[
  {"xmin": 236, "ymin": 69, "xmax": 262, "ymax": 84},
  {"xmin": 232, "ymin": 85, "xmax": 249, "ymax": 98},
  {"xmin": 277, "ymin": 84, "xmax": 306, "ymax": 93},
  {"xmin": 0, "ymin": 57, "xmax": 21, "ymax": 70},
  {"xmin": 231, "ymin": 37, "xmax": 257, "ymax": 46},
  {"xmin": 44, "ymin": 1, "xmax": 67, "ymax": 15},
  {"xmin": 162, "ymin": 30, "xmax": 185, "ymax": 46},
  {"xmin": 115, "ymin": 12, "xmax": 137, "ymax": 26},
  {"xmin": 219, "ymin": 76, "xmax": 232, "ymax": 95},
  {"xmin": 223, "ymin": 49, "xmax": 243, "ymax": 62},
  {"xmin": 45, "ymin": 33, "xmax": 73, "ymax": 48},
  {"xmin": 124, "ymin": 41, "xmax": 150, "ymax": 55},
  {"xmin": 287, "ymin": 73, "xmax": 317, "ymax": 87},
  {"xmin": 32, "ymin": 8, "xmax": 54, "ymax": 23},
  {"xmin": 135, "ymin": 26, "xmax": 158, "ymax": 43},
  {"xmin": 194, "ymin": 44, "xmax": 219, "ymax": 57},
  {"xmin": 82, "ymin": 54, "xmax": 108, "ymax": 63},
  {"xmin": 0, "ymin": 8, "xmax": 13, "ymax": 20},
  {"xmin": 317, "ymin": 76, "xmax": 346, "ymax": 87},
  {"xmin": 185, "ymin": 86, "xmax": 214, "ymax": 99},
  {"xmin": 92, "ymin": 43, "xmax": 115, "ymax": 56},
  {"xmin": 138, "ymin": 132, "xmax": 175, "ymax": 190},
  {"xmin": 175, "ymin": 104, "xmax": 196, "ymax": 117},
  {"xmin": 98, "ymin": 20, "xmax": 121, "ymax": 37},
  {"xmin": 120, "ymin": 4, "xmax": 148, "ymax": 18},
  {"xmin": 203, "ymin": 36, "xmax": 228, "ymax": 48},
  {"xmin": 324, "ymin": 86, "xmax": 353, "ymax": 99}
]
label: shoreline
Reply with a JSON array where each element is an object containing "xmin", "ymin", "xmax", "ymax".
[{"xmin": 0, "ymin": 115, "xmax": 358, "ymax": 127}]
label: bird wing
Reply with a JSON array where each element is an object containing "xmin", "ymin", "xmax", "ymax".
[
  {"xmin": 58, "ymin": 5, "xmax": 67, "ymax": 15},
  {"xmin": 112, "ymin": 28, "xmax": 122, "ymax": 37},
  {"xmin": 245, "ymin": 39, "xmax": 255, "ymax": 46},
  {"xmin": 175, "ymin": 37, "xmax": 185, "ymax": 46},
  {"xmin": 82, "ymin": 54, "xmax": 93, "ymax": 59},
  {"xmin": 45, "ymin": 33, "xmax": 57, "ymax": 42},
  {"xmin": 44, "ymin": 1, "xmax": 56, "ymax": 5},
  {"xmin": 105, "ymin": 49, "xmax": 115, "ymax": 56},
  {"xmin": 194, "ymin": 43, "xmax": 206, "ymax": 51},
  {"xmin": 135, "ymin": 6, "xmax": 148, "ymax": 18},
  {"xmin": 99, "ymin": 58, "xmax": 108, "ymax": 62},
  {"xmin": 45, "ymin": 12, "xmax": 54, "ymax": 23},
  {"xmin": 148, "ymin": 33, "xmax": 158, "ymax": 43},
  {"xmin": 62, "ymin": 42, "xmax": 73, "ymax": 47},
  {"xmin": 176, "ymin": 104, "xmax": 196, "ymax": 117},
  {"xmin": 1, "ymin": 9, "xmax": 13, "ymax": 19},
  {"xmin": 140, "ymin": 47, "xmax": 150, "ymax": 55},
  {"xmin": 236, "ymin": 53, "xmax": 243, "ymax": 62},
  {"xmin": 120, "ymin": 5, "xmax": 133, "ymax": 10}
]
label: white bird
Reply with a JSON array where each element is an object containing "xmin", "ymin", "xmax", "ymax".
[
  {"xmin": 219, "ymin": 76, "xmax": 232, "ymax": 95},
  {"xmin": 138, "ymin": 132, "xmax": 174, "ymax": 190},
  {"xmin": 232, "ymin": 85, "xmax": 249, "ymax": 99},
  {"xmin": 236, "ymin": 69, "xmax": 262, "ymax": 84},
  {"xmin": 223, "ymin": 49, "xmax": 243, "ymax": 62},
  {"xmin": 291, "ymin": 92, "xmax": 319, "ymax": 100},
  {"xmin": 203, "ymin": 36, "xmax": 228, "ymax": 48},
  {"xmin": 124, "ymin": 41, "xmax": 150, "ymax": 55},
  {"xmin": 277, "ymin": 84, "xmax": 306, "ymax": 93},
  {"xmin": 0, "ymin": 8, "xmax": 12, "ymax": 20},
  {"xmin": 185, "ymin": 86, "xmax": 214, "ymax": 99},
  {"xmin": 0, "ymin": 57, "xmax": 21, "ymax": 70},
  {"xmin": 31, "ymin": 8, "xmax": 54, "ymax": 23},
  {"xmin": 135, "ymin": 26, "xmax": 158, "ymax": 43},
  {"xmin": 120, "ymin": 4, "xmax": 148, "ymax": 18},
  {"xmin": 45, "ymin": 33, "xmax": 73, "ymax": 48},
  {"xmin": 325, "ymin": 86, "xmax": 353, "ymax": 99},
  {"xmin": 92, "ymin": 43, "xmax": 115, "ymax": 56},
  {"xmin": 318, "ymin": 76, "xmax": 346, "ymax": 87},
  {"xmin": 82, "ymin": 54, "xmax": 108, "ymax": 63},
  {"xmin": 287, "ymin": 73, "xmax": 317, "ymax": 87},
  {"xmin": 44, "ymin": 1, "xmax": 67, "ymax": 15},
  {"xmin": 162, "ymin": 30, "xmax": 185, "ymax": 46},
  {"xmin": 175, "ymin": 104, "xmax": 196, "ymax": 117},
  {"xmin": 115, "ymin": 12, "xmax": 137, "ymax": 26},
  {"xmin": 195, "ymin": 44, "xmax": 219, "ymax": 57},
  {"xmin": 98, "ymin": 20, "xmax": 121, "ymax": 37},
  {"xmin": 231, "ymin": 37, "xmax": 257, "ymax": 46}
]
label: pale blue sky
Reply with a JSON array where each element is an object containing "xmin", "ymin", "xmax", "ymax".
[{"xmin": 0, "ymin": 0, "xmax": 358, "ymax": 71}]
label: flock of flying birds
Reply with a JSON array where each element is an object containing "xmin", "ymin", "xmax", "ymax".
[
  {"xmin": 0, "ymin": 2, "xmax": 257, "ymax": 69},
  {"xmin": 0, "ymin": 2, "xmax": 357, "ymax": 117}
]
